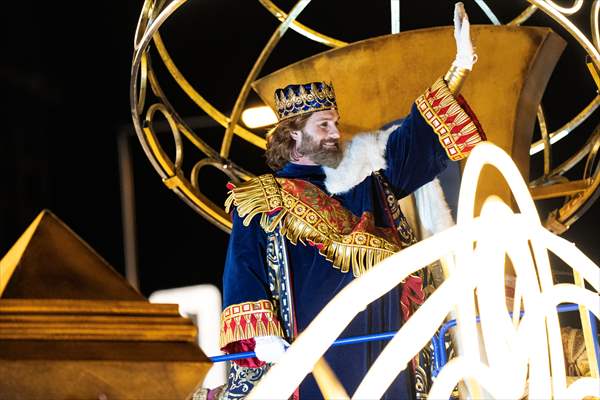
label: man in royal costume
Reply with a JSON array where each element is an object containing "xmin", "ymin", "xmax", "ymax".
[{"xmin": 214, "ymin": 3, "xmax": 486, "ymax": 399}]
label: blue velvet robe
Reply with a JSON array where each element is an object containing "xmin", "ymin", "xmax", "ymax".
[{"xmin": 222, "ymin": 102, "xmax": 451, "ymax": 399}]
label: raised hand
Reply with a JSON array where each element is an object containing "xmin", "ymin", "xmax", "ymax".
[
  {"xmin": 254, "ymin": 335, "xmax": 290, "ymax": 363},
  {"xmin": 453, "ymin": 2, "xmax": 477, "ymax": 70}
]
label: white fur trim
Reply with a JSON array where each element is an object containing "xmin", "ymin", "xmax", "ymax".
[
  {"xmin": 414, "ymin": 178, "xmax": 455, "ymax": 238},
  {"xmin": 323, "ymin": 124, "xmax": 400, "ymax": 194}
]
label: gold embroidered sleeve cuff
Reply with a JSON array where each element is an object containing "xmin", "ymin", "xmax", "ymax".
[
  {"xmin": 220, "ymin": 300, "xmax": 284, "ymax": 349},
  {"xmin": 415, "ymin": 77, "xmax": 486, "ymax": 161}
]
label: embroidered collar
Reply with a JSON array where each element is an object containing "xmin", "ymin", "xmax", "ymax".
[{"xmin": 225, "ymin": 174, "xmax": 401, "ymax": 277}]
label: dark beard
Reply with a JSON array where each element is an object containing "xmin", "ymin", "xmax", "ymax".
[{"xmin": 297, "ymin": 130, "xmax": 343, "ymax": 168}]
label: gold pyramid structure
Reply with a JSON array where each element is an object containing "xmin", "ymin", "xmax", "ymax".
[{"xmin": 0, "ymin": 210, "xmax": 210, "ymax": 399}]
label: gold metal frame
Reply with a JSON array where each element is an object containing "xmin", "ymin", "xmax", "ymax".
[
  {"xmin": 468, "ymin": 1, "xmax": 600, "ymax": 234},
  {"xmin": 130, "ymin": 0, "xmax": 600, "ymax": 235}
]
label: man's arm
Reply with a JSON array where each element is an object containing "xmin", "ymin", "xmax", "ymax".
[
  {"xmin": 381, "ymin": 2, "xmax": 485, "ymax": 198},
  {"xmin": 220, "ymin": 211, "xmax": 286, "ymax": 367}
]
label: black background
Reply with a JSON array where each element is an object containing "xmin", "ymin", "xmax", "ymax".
[{"xmin": 1, "ymin": 1, "xmax": 598, "ymax": 301}]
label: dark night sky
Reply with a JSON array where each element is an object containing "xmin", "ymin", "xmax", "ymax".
[{"xmin": 1, "ymin": 1, "xmax": 598, "ymax": 300}]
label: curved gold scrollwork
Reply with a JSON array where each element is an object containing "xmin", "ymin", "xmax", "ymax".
[
  {"xmin": 523, "ymin": 0, "xmax": 600, "ymax": 231},
  {"xmin": 547, "ymin": 123, "xmax": 600, "ymax": 233},
  {"xmin": 131, "ymin": 0, "xmax": 312, "ymax": 232},
  {"xmin": 151, "ymin": 32, "xmax": 267, "ymax": 151},
  {"xmin": 507, "ymin": 5, "xmax": 538, "ymax": 26},
  {"xmin": 135, "ymin": 51, "xmax": 148, "ymax": 116},
  {"xmin": 257, "ymin": 0, "xmax": 348, "ymax": 48},
  {"xmin": 191, "ymin": 159, "xmax": 241, "ymax": 193},
  {"xmin": 472, "ymin": 0, "xmax": 600, "ymax": 232},
  {"xmin": 133, "ymin": 0, "xmax": 153, "ymax": 50},
  {"xmin": 537, "ymin": 106, "xmax": 551, "ymax": 177},
  {"xmin": 144, "ymin": 103, "xmax": 183, "ymax": 173},
  {"xmin": 545, "ymin": 0, "xmax": 584, "ymax": 15},
  {"xmin": 593, "ymin": 0, "xmax": 600, "ymax": 50},
  {"xmin": 131, "ymin": 0, "xmax": 234, "ymax": 232},
  {"xmin": 583, "ymin": 127, "xmax": 600, "ymax": 180},
  {"xmin": 220, "ymin": 0, "xmax": 312, "ymax": 158}
]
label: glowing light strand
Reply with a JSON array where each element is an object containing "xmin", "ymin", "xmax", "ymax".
[{"xmin": 247, "ymin": 142, "xmax": 600, "ymax": 400}]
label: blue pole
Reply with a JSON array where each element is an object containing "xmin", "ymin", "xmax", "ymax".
[
  {"xmin": 210, "ymin": 303, "xmax": 590, "ymax": 364},
  {"xmin": 589, "ymin": 310, "xmax": 600, "ymax": 374},
  {"xmin": 210, "ymin": 331, "xmax": 399, "ymax": 362},
  {"xmin": 431, "ymin": 332, "xmax": 440, "ymax": 375},
  {"xmin": 431, "ymin": 303, "xmax": 582, "ymax": 374}
]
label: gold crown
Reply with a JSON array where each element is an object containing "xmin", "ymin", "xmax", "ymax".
[{"xmin": 274, "ymin": 81, "xmax": 337, "ymax": 121}]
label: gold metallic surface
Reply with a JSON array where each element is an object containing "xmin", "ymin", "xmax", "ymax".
[
  {"xmin": 528, "ymin": 0, "xmax": 599, "ymax": 68},
  {"xmin": 555, "ymin": 167, "xmax": 600, "ymax": 226},
  {"xmin": 473, "ymin": 1, "xmax": 600, "ymax": 230},
  {"xmin": 172, "ymin": 178, "xmax": 233, "ymax": 230},
  {"xmin": 0, "ymin": 299, "xmax": 179, "ymax": 315},
  {"xmin": 131, "ymin": 0, "xmax": 186, "ymax": 176},
  {"xmin": 257, "ymin": 0, "xmax": 347, "ymax": 48},
  {"xmin": 253, "ymin": 26, "xmax": 565, "ymax": 215},
  {"xmin": 588, "ymin": 60, "xmax": 600, "ymax": 90},
  {"xmin": 312, "ymin": 357, "xmax": 350, "ymax": 399},
  {"xmin": 144, "ymin": 103, "xmax": 183, "ymax": 172},
  {"xmin": 537, "ymin": 105, "xmax": 551, "ymax": 176},
  {"xmin": 545, "ymin": 0, "xmax": 584, "ymax": 15},
  {"xmin": 544, "ymin": 121, "xmax": 600, "ymax": 231},
  {"xmin": 145, "ymin": 56, "xmax": 220, "ymax": 159},
  {"xmin": 190, "ymin": 159, "xmax": 245, "ymax": 194},
  {"xmin": 1, "ymin": 358, "xmax": 208, "ymax": 400},
  {"xmin": 254, "ymin": 26, "xmax": 562, "ymax": 136},
  {"xmin": 0, "ymin": 212, "xmax": 44, "ymax": 296},
  {"xmin": 162, "ymin": 175, "xmax": 181, "ymax": 190},
  {"xmin": 1, "ymin": 210, "xmax": 145, "ymax": 301},
  {"xmin": 131, "ymin": 0, "xmax": 257, "ymax": 232},
  {"xmin": 130, "ymin": 0, "xmax": 600, "ymax": 233},
  {"xmin": 530, "ymin": 95, "xmax": 600, "ymax": 157},
  {"xmin": 530, "ymin": 179, "xmax": 590, "ymax": 200},
  {"xmin": 141, "ymin": 100, "xmax": 232, "ymax": 230},
  {"xmin": 531, "ymin": 126, "xmax": 600, "ymax": 187},
  {"xmin": 135, "ymin": 51, "xmax": 148, "ymax": 115},
  {"xmin": 507, "ymin": 5, "xmax": 538, "ymax": 26},
  {"xmin": 0, "ymin": 210, "xmax": 209, "ymax": 399},
  {"xmin": 133, "ymin": 0, "xmax": 153, "ymax": 50},
  {"xmin": 583, "ymin": 128, "xmax": 600, "ymax": 180},
  {"xmin": 573, "ymin": 271, "xmax": 600, "ymax": 379},
  {"xmin": 593, "ymin": 0, "xmax": 600, "ymax": 49},
  {"xmin": 0, "ymin": 313, "xmax": 197, "ymax": 342},
  {"xmin": 523, "ymin": 0, "xmax": 600, "ymax": 189},
  {"xmin": 443, "ymin": 65, "xmax": 470, "ymax": 95},
  {"xmin": 478, "ymin": 1, "xmax": 599, "ymax": 165},
  {"xmin": 126, "ymin": 5, "xmax": 600, "ymax": 390},
  {"xmin": 152, "ymin": 32, "xmax": 266, "ymax": 151},
  {"xmin": 220, "ymin": 0, "xmax": 311, "ymax": 158}
]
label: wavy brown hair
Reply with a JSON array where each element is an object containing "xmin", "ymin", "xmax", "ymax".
[{"xmin": 265, "ymin": 113, "xmax": 312, "ymax": 170}]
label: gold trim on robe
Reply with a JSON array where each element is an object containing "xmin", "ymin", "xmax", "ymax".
[
  {"xmin": 226, "ymin": 175, "xmax": 402, "ymax": 278},
  {"xmin": 415, "ymin": 77, "xmax": 485, "ymax": 161},
  {"xmin": 220, "ymin": 300, "xmax": 284, "ymax": 348}
]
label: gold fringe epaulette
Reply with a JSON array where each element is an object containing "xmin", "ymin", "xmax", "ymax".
[
  {"xmin": 276, "ymin": 187, "xmax": 399, "ymax": 277},
  {"xmin": 225, "ymin": 174, "xmax": 286, "ymax": 232},
  {"xmin": 226, "ymin": 174, "xmax": 401, "ymax": 277}
]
